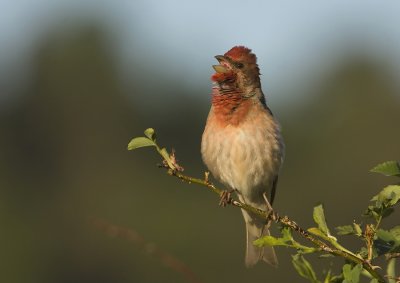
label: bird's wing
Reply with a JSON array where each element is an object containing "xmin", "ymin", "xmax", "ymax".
[{"xmin": 270, "ymin": 175, "xmax": 279, "ymax": 206}]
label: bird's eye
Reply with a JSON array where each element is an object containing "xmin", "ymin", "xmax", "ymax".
[{"xmin": 234, "ymin": 62, "xmax": 244, "ymax": 69}]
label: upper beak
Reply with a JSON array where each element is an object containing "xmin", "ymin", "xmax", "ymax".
[{"xmin": 214, "ymin": 55, "xmax": 226, "ymax": 62}]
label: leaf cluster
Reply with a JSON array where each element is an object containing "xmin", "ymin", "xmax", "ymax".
[{"xmin": 255, "ymin": 161, "xmax": 400, "ymax": 283}]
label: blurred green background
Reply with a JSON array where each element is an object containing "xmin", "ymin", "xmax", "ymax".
[{"xmin": 1, "ymin": 1, "xmax": 400, "ymax": 282}]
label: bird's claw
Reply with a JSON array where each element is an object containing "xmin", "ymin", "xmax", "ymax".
[{"xmin": 219, "ymin": 190, "xmax": 233, "ymax": 207}]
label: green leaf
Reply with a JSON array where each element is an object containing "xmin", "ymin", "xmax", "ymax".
[
  {"xmin": 313, "ymin": 204, "xmax": 334, "ymax": 238},
  {"xmin": 335, "ymin": 223, "xmax": 362, "ymax": 237},
  {"xmin": 254, "ymin": 235, "xmax": 291, "ymax": 247},
  {"xmin": 374, "ymin": 229, "xmax": 400, "ymax": 255},
  {"xmin": 308, "ymin": 227, "xmax": 330, "ymax": 240},
  {"xmin": 364, "ymin": 206, "xmax": 394, "ymax": 221},
  {"xmin": 387, "ymin": 258, "xmax": 396, "ymax": 283},
  {"xmin": 342, "ymin": 264, "xmax": 362, "ymax": 283},
  {"xmin": 292, "ymin": 254, "xmax": 319, "ymax": 283},
  {"xmin": 255, "ymin": 228, "xmax": 292, "ymax": 247},
  {"xmin": 336, "ymin": 225, "xmax": 355, "ymax": 236},
  {"xmin": 365, "ymin": 185, "xmax": 400, "ymax": 221},
  {"xmin": 361, "ymin": 269, "xmax": 373, "ymax": 279},
  {"xmin": 370, "ymin": 279, "xmax": 379, "ymax": 283},
  {"xmin": 353, "ymin": 223, "xmax": 362, "ymax": 237},
  {"xmin": 370, "ymin": 161, "xmax": 400, "ymax": 177},
  {"xmin": 127, "ymin": 137, "xmax": 156, "ymax": 150},
  {"xmin": 255, "ymin": 228, "xmax": 316, "ymax": 253},
  {"xmin": 371, "ymin": 185, "xmax": 400, "ymax": 207},
  {"xmin": 390, "ymin": 225, "xmax": 400, "ymax": 240},
  {"xmin": 364, "ymin": 205, "xmax": 381, "ymax": 221},
  {"xmin": 144, "ymin": 128, "xmax": 156, "ymax": 141},
  {"xmin": 323, "ymin": 270, "xmax": 332, "ymax": 283},
  {"xmin": 376, "ymin": 229, "xmax": 395, "ymax": 243},
  {"xmin": 281, "ymin": 227, "xmax": 294, "ymax": 242}
]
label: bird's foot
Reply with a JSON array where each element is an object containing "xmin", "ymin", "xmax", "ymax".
[
  {"xmin": 265, "ymin": 209, "xmax": 279, "ymax": 224},
  {"xmin": 262, "ymin": 192, "xmax": 273, "ymax": 211},
  {"xmin": 219, "ymin": 189, "xmax": 234, "ymax": 207},
  {"xmin": 263, "ymin": 192, "xmax": 278, "ymax": 222}
]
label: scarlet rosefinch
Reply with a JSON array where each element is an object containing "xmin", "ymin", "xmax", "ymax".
[{"xmin": 201, "ymin": 46, "xmax": 284, "ymax": 267}]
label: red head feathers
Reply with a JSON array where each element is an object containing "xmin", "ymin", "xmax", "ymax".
[{"xmin": 224, "ymin": 46, "xmax": 257, "ymax": 64}]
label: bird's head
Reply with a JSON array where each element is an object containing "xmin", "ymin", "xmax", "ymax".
[{"xmin": 211, "ymin": 46, "xmax": 261, "ymax": 92}]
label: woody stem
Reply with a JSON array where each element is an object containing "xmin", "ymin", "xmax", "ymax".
[{"xmin": 165, "ymin": 168, "xmax": 385, "ymax": 283}]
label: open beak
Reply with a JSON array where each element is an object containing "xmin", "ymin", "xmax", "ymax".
[{"xmin": 212, "ymin": 55, "xmax": 229, "ymax": 73}]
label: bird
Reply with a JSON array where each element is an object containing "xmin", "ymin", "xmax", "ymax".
[{"xmin": 201, "ymin": 46, "xmax": 285, "ymax": 267}]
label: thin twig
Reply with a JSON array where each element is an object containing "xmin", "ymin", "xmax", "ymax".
[
  {"xmin": 386, "ymin": 253, "xmax": 400, "ymax": 260},
  {"xmin": 365, "ymin": 224, "xmax": 375, "ymax": 262},
  {"xmin": 90, "ymin": 217, "xmax": 204, "ymax": 283}
]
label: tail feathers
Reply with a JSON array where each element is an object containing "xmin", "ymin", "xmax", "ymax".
[{"xmin": 245, "ymin": 219, "xmax": 278, "ymax": 268}]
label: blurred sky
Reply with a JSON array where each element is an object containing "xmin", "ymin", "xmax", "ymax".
[{"xmin": 2, "ymin": 0, "xmax": 400, "ymax": 107}]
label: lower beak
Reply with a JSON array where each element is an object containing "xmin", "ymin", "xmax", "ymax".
[
  {"xmin": 213, "ymin": 55, "xmax": 229, "ymax": 73},
  {"xmin": 212, "ymin": 65, "xmax": 228, "ymax": 73}
]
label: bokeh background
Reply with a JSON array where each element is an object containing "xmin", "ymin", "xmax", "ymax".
[{"xmin": 1, "ymin": 1, "xmax": 400, "ymax": 282}]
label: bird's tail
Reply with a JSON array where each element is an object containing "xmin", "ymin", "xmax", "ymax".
[{"xmin": 242, "ymin": 209, "xmax": 278, "ymax": 267}]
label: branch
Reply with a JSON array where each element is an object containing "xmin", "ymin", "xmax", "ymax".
[
  {"xmin": 127, "ymin": 129, "xmax": 387, "ymax": 283},
  {"xmin": 168, "ymin": 169, "xmax": 385, "ymax": 283}
]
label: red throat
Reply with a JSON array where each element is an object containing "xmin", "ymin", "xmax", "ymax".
[
  {"xmin": 211, "ymin": 71, "xmax": 236, "ymax": 83},
  {"xmin": 211, "ymin": 88, "xmax": 252, "ymax": 126}
]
